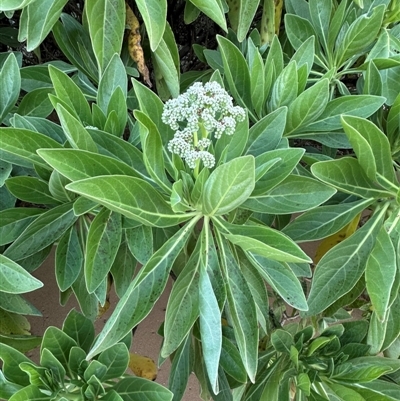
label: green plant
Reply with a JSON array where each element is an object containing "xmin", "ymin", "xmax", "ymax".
[
  {"xmin": 1, "ymin": 1, "xmax": 400, "ymax": 400},
  {"xmin": 0, "ymin": 309, "xmax": 172, "ymax": 400}
]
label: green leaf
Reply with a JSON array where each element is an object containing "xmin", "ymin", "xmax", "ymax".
[
  {"xmin": 135, "ymin": 0, "xmax": 167, "ymax": 51},
  {"xmin": 87, "ymin": 217, "xmax": 199, "ymax": 359},
  {"xmin": 219, "ymin": 220, "xmax": 311, "ymax": 264},
  {"xmin": 66, "ymin": 176, "xmax": 196, "ymax": 227},
  {"xmin": 0, "ymin": 292, "xmax": 41, "ymax": 316},
  {"xmin": 98, "ymin": 343, "xmax": 129, "ymax": 380},
  {"xmin": 271, "ymin": 329, "xmax": 293, "ymax": 353},
  {"xmin": 5, "ymin": 176, "xmax": 60, "ymax": 205},
  {"xmin": 365, "ymin": 226, "xmax": 397, "ymax": 322},
  {"xmin": 40, "ymin": 348, "xmax": 66, "ymax": 385},
  {"xmin": 41, "ymin": 327, "xmax": 77, "ymax": 375},
  {"xmin": 125, "ymin": 225, "xmax": 153, "ymax": 266},
  {"xmin": 282, "ymin": 198, "xmax": 374, "ymax": 242},
  {"xmin": 285, "ymin": 79, "xmax": 329, "ymax": 134},
  {"xmin": 309, "ymin": 0, "xmax": 332, "ymax": 52},
  {"xmin": 62, "ymin": 309, "xmax": 95, "ymax": 353},
  {"xmin": 236, "ymin": 0, "xmax": 259, "ymax": 41},
  {"xmin": 189, "ymin": 0, "xmax": 227, "ymax": 33},
  {"xmin": 0, "ymin": 254, "xmax": 43, "ymax": 294},
  {"xmin": 220, "ymin": 336, "xmax": 247, "ymax": 383},
  {"xmin": 113, "ymin": 377, "xmax": 173, "ymax": 401},
  {"xmin": 199, "ymin": 223, "xmax": 222, "ymax": 392},
  {"xmin": 0, "ymin": 343, "xmax": 31, "ymax": 386},
  {"xmin": 247, "ymin": 254, "xmax": 308, "ymax": 311},
  {"xmin": 269, "ymin": 61, "xmax": 298, "ymax": 111},
  {"xmin": 285, "ymin": 14, "xmax": 317, "ymax": 50},
  {"xmin": 217, "ymin": 35, "xmax": 253, "ymax": 114},
  {"xmin": 244, "ymin": 175, "xmax": 336, "ymax": 214},
  {"xmin": 341, "ymin": 115, "xmax": 396, "ymax": 185},
  {"xmin": 335, "ymin": 5, "xmax": 385, "ymax": 67},
  {"xmin": 0, "ymin": 370, "xmax": 23, "ymax": 399},
  {"xmin": 73, "ymin": 197, "xmax": 98, "ymax": 216},
  {"xmin": 0, "ymin": 0, "xmax": 36, "ymax": 11},
  {"xmin": 25, "ymin": 0, "xmax": 68, "ymax": 51},
  {"xmin": 305, "ymin": 207, "xmax": 385, "ymax": 316},
  {"xmin": 202, "ymin": 156, "xmax": 255, "ymax": 216},
  {"xmin": 9, "ymin": 385, "xmax": 50, "ymax": 401},
  {"xmin": 162, "ymin": 242, "xmax": 201, "ymax": 357},
  {"xmin": 48, "ymin": 65, "xmax": 92, "ymax": 125},
  {"xmin": 17, "ymin": 88, "xmax": 54, "ymax": 118},
  {"xmin": 55, "ymin": 226, "xmax": 83, "ymax": 291},
  {"xmin": 85, "ymin": 208, "xmax": 122, "ymax": 293},
  {"xmin": 327, "ymin": 382, "xmax": 366, "ymax": 401},
  {"xmin": 247, "ymin": 38, "xmax": 265, "ymax": 119},
  {"xmin": 349, "ymin": 380, "xmax": 400, "ymax": 401},
  {"xmin": 296, "ymin": 95, "xmax": 386, "ymax": 133},
  {"xmin": 245, "ymin": 107, "xmax": 287, "ymax": 157},
  {"xmin": 3, "ymin": 202, "xmax": 78, "ymax": 261},
  {"xmin": 0, "ymin": 53, "xmax": 20, "ymax": 123},
  {"xmin": 311, "ymin": 157, "xmax": 392, "ymax": 199},
  {"xmin": 0, "ymin": 127, "xmax": 61, "ymax": 169},
  {"xmin": 85, "ymin": 0, "xmax": 125, "ymax": 74},
  {"xmin": 217, "ymin": 234, "xmax": 258, "ymax": 382}
]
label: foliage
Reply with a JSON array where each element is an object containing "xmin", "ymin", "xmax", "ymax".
[
  {"xmin": 0, "ymin": 309, "xmax": 172, "ymax": 400},
  {"xmin": 0, "ymin": 0, "xmax": 400, "ymax": 400}
]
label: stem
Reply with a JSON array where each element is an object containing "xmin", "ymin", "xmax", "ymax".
[{"xmin": 193, "ymin": 129, "xmax": 200, "ymax": 179}]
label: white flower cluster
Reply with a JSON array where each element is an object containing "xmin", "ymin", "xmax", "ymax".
[{"xmin": 162, "ymin": 82, "xmax": 245, "ymax": 169}]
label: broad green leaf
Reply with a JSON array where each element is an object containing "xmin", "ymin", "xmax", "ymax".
[
  {"xmin": 236, "ymin": 0, "xmax": 259, "ymax": 41},
  {"xmin": 244, "ymin": 175, "xmax": 336, "ymax": 214},
  {"xmin": 199, "ymin": 221, "xmax": 222, "ymax": 392},
  {"xmin": 245, "ymin": 107, "xmax": 287, "ymax": 156},
  {"xmin": 0, "ymin": 0, "xmax": 36, "ymax": 11},
  {"xmin": 285, "ymin": 79, "xmax": 329, "ymax": 134},
  {"xmin": 125, "ymin": 225, "xmax": 153, "ymax": 266},
  {"xmin": 269, "ymin": 61, "xmax": 298, "ymax": 111},
  {"xmin": 202, "ymin": 156, "xmax": 255, "ymax": 216},
  {"xmin": 99, "ymin": 343, "xmax": 129, "ymax": 381},
  {"xmin": 9, "ymin": 385, "xmax": 50, "ymax": 401},
  {"xmin": 168, "ymin": 334, "xmax": 191, "ymax": 401},
  {"xmin": 190, "ymin": 0, "xmax": 227, "ymax": 33},
  {"xmin": 309, "ymin": 0, "xmax": 332, "ymax": 52},
  {"xmin": 85, "ymin": 0, "xmax": 125, "ymax": 74},
  {"xmin": 17, "ymin": 88, "xmax": 54, "ymax": 118},
  {"xmin": 0, "ymin": 160, "xmax": 12, "ymax": 186},
  {"xmin": 0, "ymin": 292, "xmax": 41, "ymax": 316},
  {"xmin": 282, "ymin": 198, "xmax": 374, "ymax": 242},
  {"xmin": 367, "ymin": 311, "xmax": 387, "ymax": 355},
  {"xmin": 366, "ymin": 226, "xmax": 396, "ymax": 322},
  {"xmin": 285, "ymin": 14, "xmax": 317, "ymax": 50},
  {"xmin": 271, "ymin": 329, "xmax": 293, "ymax": 353},
  {"xmin": 49, "ymin": 170, "xmax": 76, "ymax": 203},
  {"xmin": 253, "ymin": 148, "xmax": 305, "ymax": 195},
  {"xmin": 66, "ymin": 176, "xmax": 197, "ymax": 227},
  {"xmin": 56, "ymin": 104, "xmax": 98, "ymax": 152},
  {"xmin": 71, "ymin": 267, "xmax": 98, "ymax": 321},
  {"xmin": 311, "ymin": 157, "xmax": 392, "ymax": 199},
  {"xmin": 25, "ymin": 0, "xmax": 68, "ymax": 51},
  {"xmin": 41, "ymin": 327, "xmax": 77, "ymax": 374},
  {"xmin": 217, "ymin": 234, "xmax": 258, "ymax": 382},
  {"xmin": 40, "ymin": 348, "xmax": 66, "ymax": 385},
  {"xmin": 110, "ymin": 241, "xmax": 137, "ymax": 298},
  {"xmin": 220, "ymin": 336, "xmax": 247, "ymax": 383},
  {"xmin": 37, "ymin": 149, "xmax": 141, "ymax": 182},
  {"xmin": 305, "ymin": 207, "xmax": 385, "ymax": 316},
  {"xmin": 297, "ymin": 95, "xmax": 386, "ymax": 132},
  {"xmin": 382, "ymin": 293, "xmax": 400, "ymax": 352},
  {"xmin": 341, "ymin": 115, "xmax": 396, "ymax": 184},
  {"xmin": 0, "ymin": 128, "xmax": 61, "ymax": 169},
  {"xmin": 5, "ymin": 176, "xmax": 60, "ymax": 205},
  {"xmin": 4, "ymin": 202, "xmax": 78, "ymax": 261},
  {"xmin": 0, "ymin": 370, "xmax": 23, "ymax": 399},
  {"xmin": 350, "ymin": 380, "xmax": 400, "ymax": 401},
  {"xmin": 247, "ymin": 254, "xmax": 308, "ymax": 311},
  {"xmin": 363, "ymin": 61, "xmax": 382, "ymax": 96},
  {"xmin": 55, "ymin": 226, "xmax": 83, "ymax": 291},
  {"xmin": 0, "ymin": 53, "xmax": 20, "ymax": 123},
  {"xmin": 48, "ymin": 65, "xmax": 92, "ymax": 125},
  {"xmin": 327, "ymin": 382, "xmax": 366, "ymax": 401},
  {"xmin": 87, "ymin": 217, "xmax": 199, "ymax": 359},
  {"xmin": 97, "ymin": 53, "xmax": 127, "ymax": 114},
  {"xmin": 247, "ymin": 38, "xmax": 265, "ymax": 118},
  {"xmin": 162, "ymin": 242, "xmax": 201, "ymax": 357},
  {"xmin": 62, "ymin": 309, "xmax": 95, "ymax": 353},
  {"xmin": 218, "ymin": 220, "xmax": 311, "ymax": 263},
  {"xmin": 336, "ymin": 5, "xmax": 385, "ymax": 67},
  {"xmin": 0, "ymin": 255, "xmax": 43, "ymax": 294},
  {"xmin": 73, "ymin": 197, "xmax": 98, "ymax": 216},
  {"xmin": 113, "ymin": 377, "xmax": 173, "ymax": 401},
  {"xmin": 85, "ymin": 208, "xmax": 122, "ymax": 293},
  {"xmin": 217, "ymin": 35, "xmax": 253, "ymax": 114},
  {"xmin": 135, "ymin": 0, "xmax": 167, "ymax": 51}
]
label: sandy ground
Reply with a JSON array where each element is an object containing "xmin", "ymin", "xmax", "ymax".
[{"xmin": 23, "ymin": 241, "xmax": 317, "ymax": 400}]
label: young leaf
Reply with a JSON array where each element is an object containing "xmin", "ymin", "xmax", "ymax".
[
  {"xmin": 125, "ymin": 225, "xmax": 153, "ymax": 266},
  {"xmin": 66, "ymin": 176, "xmax": 197, "ymax": 227},
  {"xmin": 0, "ymin": 255, "xmax": 43, "ymax": 294},
  {"xmin": 87, "ymin": 217, "xmax": 199, "ymax": 359},
  {"xmin": 62, "ymin": 309, "xmax": 95, "ymax": 353},
  {"xmin": 112, "ymin": 377, "xmax": 173, "ymax": 401},
  {"xmin": 309, "ymin": 0, "xmax": 332, "ymax": 53},
  {"xmin": 269, "ymin": 61, "xmax": 298, "ymax": 111},
  {"xmin": 305, "ymin": 207, "xmax": 385, "ymax": 316},
  {"xmin": 202, "ymin": 156, "xmax": 255, "ymax": 216},
  {"xmin": 85, "ymin": 0, "xmax": 125, "ymax": 74},
  {"xmin": 0, "ymin": 53, "xmax": 20, "ymax": 123}
]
